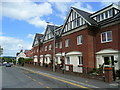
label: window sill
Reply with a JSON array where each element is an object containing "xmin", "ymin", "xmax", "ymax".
[
  {"xmin": 77, "ymin": 43, "xmax": 82, "ymax": 45},
  {"xmin": 78, "ymin": 65, "xmax": 83, "ymax": 67},
  {"xmin": 101, "ymin": 40, "xmax": 112, "ymax": 43}
]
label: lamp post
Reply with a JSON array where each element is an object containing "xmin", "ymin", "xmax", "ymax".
[
  {"xmin": 0, "ymin": 45, "xmax": 3, "ymax": 63},
  {"xmin": 46, "ymin": 22, "xmax": 56, "ymax": 72},
  {"xmin": 53, "ymin": 24, "xmax": 56, "ymax": 72}
]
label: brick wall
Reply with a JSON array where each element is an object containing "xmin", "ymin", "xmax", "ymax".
[{"xmin": 96, "ymin": 23, "xmax": 120, "ymax": 52}]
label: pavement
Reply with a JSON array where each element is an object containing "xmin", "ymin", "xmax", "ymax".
[{"xmin": 14, "ymin": 64, "xmax": 120, "ymax": 89}]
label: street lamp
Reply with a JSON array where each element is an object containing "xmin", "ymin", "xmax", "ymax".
[
  {"xmin": 0, "ymin": 45, "xmax": 3, "ymax": 63},
  {"xmin": 46, "ymin": 22, "xmax": 56, "ymax": 72},
  {"xmin": 53, "ymin": 24, "xmax": 56, "ymax": 72}
]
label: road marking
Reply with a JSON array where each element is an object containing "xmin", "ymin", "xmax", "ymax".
[
  {"xmin": 25, "ymin": 69, "xmax": 88, "ymax": 88},
  {"xmin": 25, "ymin": 74, "xmax": 52, "ymax": 89},
  {"xmin": 17, "ymin": 66, "xmax": 98, "ymax": 89},
  {"xmin": 109, "ymin": 83, "xmax": 119, "ymax": 86}
]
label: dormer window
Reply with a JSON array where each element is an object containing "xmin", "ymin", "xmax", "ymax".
[
  {"xmin": 96, "ymin": 15, "xmax": 100, "ymax": 22},
  {"xmin": 91, "ymin": 7, "xmax": 119, "ymax": 22},
  {"xmin": 101, "ymin": 13, "xmax": 104, "ymax": 20},
  {"xmin": 108, "ymin": 9, "xmax": 112, "ymax": 17},
  {"xmin": 105, "ymin": 11, "xmax": 108, "ymax": 18}
]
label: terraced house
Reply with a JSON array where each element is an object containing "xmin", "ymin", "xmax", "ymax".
[{"xmin": 31, "ymin": 3, "xmax": 120, "ymax": 75}]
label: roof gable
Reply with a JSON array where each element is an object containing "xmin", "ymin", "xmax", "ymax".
[
  {"xmin": 90, "ymin": 3, "xmax": 120, "ymax": 18},
  {"xmin": 43, "ymin": 24, "xmax": 58, "ymax": 41},
  {"xmin": 32, "ymin": 33, "xmax": 43, "ymax": 47},
  {"xmin": 61, "ymin": 7, "xmax": 97, "ymax": 33},
  {"xmin": 72, "ymin": 7, "xmax": 97, "ymax": 25}
]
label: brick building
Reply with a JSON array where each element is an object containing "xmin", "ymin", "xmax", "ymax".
[{"xmin": 32, "ymin": 3, "xmax": 120, "ymax": 74}]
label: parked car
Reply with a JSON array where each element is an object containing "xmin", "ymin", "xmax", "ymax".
[
  {"xmin": 9, "ymin": 62, "xmax": 14, "ymax": 66},
  {"xmin": 3, "ymin": 62, "xmax": 7, "ymax": 66},
  {"xmin": 0, "ymin": 63, "xmax": 2, "ymax": 66},
  {"xmin": 5, "ymin": 63, "xmax": 11, "ymax": 67}
]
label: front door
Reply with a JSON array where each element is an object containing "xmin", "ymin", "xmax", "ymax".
[
  {"xmin": 104, "ymin": 56, "xmax": 111, "ymax": 67},
  {"xmin": 104, "ymin": 56, "xmax": 116, "ymax": 81}
]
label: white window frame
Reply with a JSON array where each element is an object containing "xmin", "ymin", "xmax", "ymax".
[
  {"xmin": 59, "ymin": 42, "xmax": 62, "ymax": 49},
  {"xmin": 49, "ymin": 45, "xmax": 52, "ymax": 50},
  {"xmin": 37, "ymin": 49, "xmax": 38, "ymax": 53},
  {"xmin": 66, "ymin": 57, "xmax": 70, "ymax": 64},
  {"xmin": 45, "ymin": 46, "xmax": 47, "ymax": 51},
  {"xmin": 55, "ymin": 43, "xmax": 58, "ymax": 48},
  {"xmin": 77, "ymin": 35, "xmax": 83, "ymax": 45},
  {"xmin": 65, "ymin": 39, "xmax": 70, "ymax": 47},
  {"xmin": 78, "ymin": 56, "xmax": 82, "ymax": 65},
  {"xmin": 101, "ymin": 31, "xmax": 112, "ymax": 43}
]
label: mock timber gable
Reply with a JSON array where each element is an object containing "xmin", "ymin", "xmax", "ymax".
[
  {"xmin": 62, "ymin": 7, "xmax": 97, "ymax": 33},
  {"xmin": 32, "ymin": 33, "xmax": 43, "ymax": 47},
  {"xmin": 43, "ymin": 25, "xmax": 58, "ymax": 41}
]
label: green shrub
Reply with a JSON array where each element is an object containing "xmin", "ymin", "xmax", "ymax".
[{"xmin": 18, "ymin": 57, "xmax": 24, "ymax": 64}]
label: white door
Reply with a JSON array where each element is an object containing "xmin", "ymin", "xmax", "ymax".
[
  {"xmin": 40, "ymin": 58, "xmax": 43, "ymax": 66},
  {"xmin": 34, "ymin": 57, "xmax": 38, "ymax": 62}
]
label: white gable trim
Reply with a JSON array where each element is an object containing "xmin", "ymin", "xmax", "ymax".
[
  {"xmin": 42, "ymin": 26, "xmax": 49, "ymax": 41},
  {"xmin": 90, "ymin": 4, "xmax": 120, "ymax": 18},
  {"xmin": 72, "ymin": 8, "xmax": 91, "ymax": 25},
  {"xmin": 61, "ymin": 8, "xmax": 91, "ymax": 33},
  {"xmin": 18, "ymin": 52, "xmax": 26, "ymax": 58},
  {"xmin": 32, "ymin": 34, "xmax": 39, "ymax": 47}
]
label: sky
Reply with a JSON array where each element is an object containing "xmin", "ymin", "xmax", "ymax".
[{"xmin": 0, "ymin": 0, "xmax": 120, "ymax": 57}]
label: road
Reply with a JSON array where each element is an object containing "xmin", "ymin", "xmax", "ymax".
[
  {"xmin": 2, "ymin": 65, "xmax": 119, "ymax": 89},
  {"xmin": 2, "ymin": 66, "xmax": 87, "ymax": 89}
]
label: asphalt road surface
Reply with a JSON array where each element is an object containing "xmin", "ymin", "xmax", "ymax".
[
  {"xmin": 2, "ymin": 66, "xmax": 87, "ymax": 89},
  {"xmin": 2, "ymin": 65, "xmax": 120, "ymax": 89}
]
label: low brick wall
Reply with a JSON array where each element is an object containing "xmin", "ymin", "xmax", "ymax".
[{"xmin": 24, "ymin": 63, "xmax": 104, "ymax": 81}]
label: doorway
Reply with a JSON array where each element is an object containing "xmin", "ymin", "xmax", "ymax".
[{"xmin": 104, "ymin": 56, "xmax": 116, "ymax": 81}]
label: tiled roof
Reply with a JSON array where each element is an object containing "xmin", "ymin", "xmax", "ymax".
[
  {"xmin": 35, "ymin": 33, "xmax": 43, "ymax": 39},
  {"xmin": 47, "ymin": 25, "xmax": 59, "ymax": 33}
]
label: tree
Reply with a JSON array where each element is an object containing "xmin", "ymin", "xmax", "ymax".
[
  {"xmin": 13, "ymin": 59, "xmax": 16, "ymax": 65},
  {"xmin": 18, "ymin": 57, "xmax": 24, "ymax": 65},
  {"xmin": 24, "ymin": 58, "xmax": 32, "ymax": 62}
]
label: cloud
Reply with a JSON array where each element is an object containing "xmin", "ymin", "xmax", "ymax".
[
  {"xmin": 99, "ymin": 0, "xmax": 120, "ymax": 7},
  {"xmin": 54, "ymin": 2, "xmax": 94, "ymax": 20},
  {"xmin": 48, "ymin": 0, "xmax": 73, "ymax": 2},
  {"xmin": 0, "ymin": 36, "xmax": 32, "ymax": 56},
  {"xmin": 71, "ymin": 2, "xmax": 94, "ymax": 13},
  {"xmin": 2, "ymin": 1, "xmax": 52, "ymax": 28},
  {"xmin": 54, "ymin": 2, "xmax": 70, "ymax": 19},
  {"xmin": 27, "ymin": 17, "xmax": 47, "ymax": 27},
  {"xmin": 27, "ymin": 34, "xmax": 35, "ymax": 39},
  {"xmin": 0, "ymin": 32, "xmax": 4, "ymax": 35}
]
